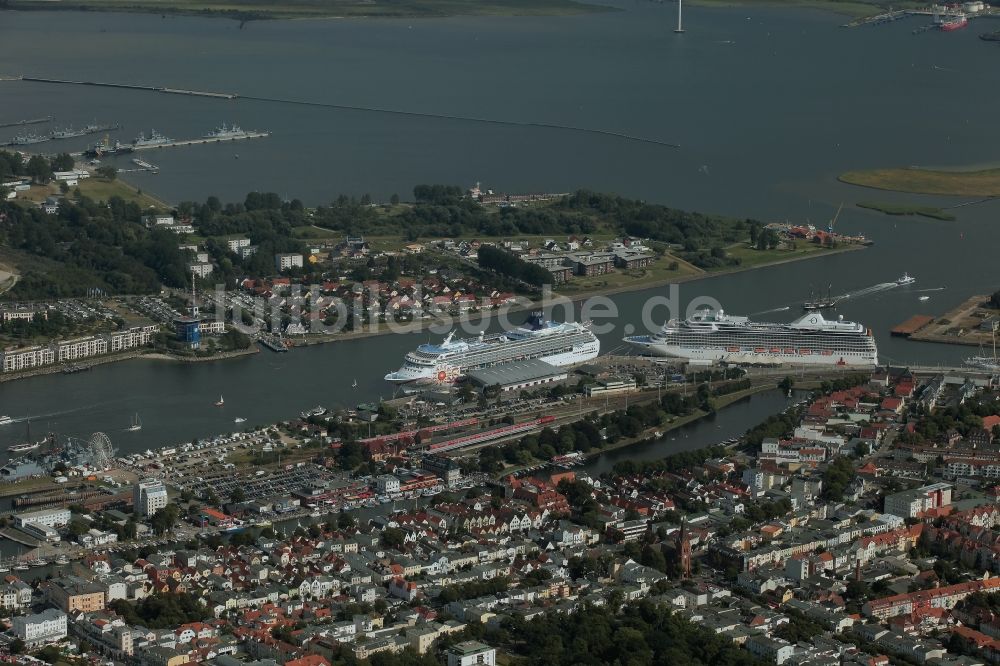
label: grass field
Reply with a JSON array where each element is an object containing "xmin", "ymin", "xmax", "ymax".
[
  {"xmin": 840, "ymin": 167, "xmax": 1000, "ymax": 197},
  {"xmin": 11, "ymin": 177, "xmax": 166, "ymax": 210},
  {"xmin": 556, "ymin": 254, "xmax": 702, "ymax": 295},
  {"xmin": 856, "ymin": 201, "xmax": 956, "ymax": 221},
  {"xmin": 6, "ymin": 0, "xmax": 610, "ymax": 19},
  {"xmin": 77, "ymin": 178, "xmax": 168, "ymax": 209},
  {"xmin": 722, "ymin": 241, "xmax": 834, "ymax": 269}
]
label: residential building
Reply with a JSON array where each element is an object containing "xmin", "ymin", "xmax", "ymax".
[
  {"xmin": 227, "ymin": 237, "xmax": 251, "ymax": 252},
  {"xmin": 190, "ymin": 262, "xmax": 214, "ymax": 278},
  {"xmin": 275, "ymin": 253, "xmax": 304, "ymax": 271},
  {"xmin": 446, "ymin": 640, "xmax": 497, "ymax": 666},
  {"xmin": 12, "ymin": 608, "xmax": 67, "ymax": 646},
  {"xmin": 48, "ymin": 577, "xmax": 106, "ymax": 613},
  {"xmin": 884, "ymin": 483, "xmax": 952, "ymax": 519},
  {"xmin": 134, "ymin": 478, "xmax": 168, "ymax": 517},
  {"xmin": 1, "ymin": 345, "xmax": 55, "ymax": 372},
  {"xmin": 56, "ymin": 335, "xmax": 108, "ymax": 362}
]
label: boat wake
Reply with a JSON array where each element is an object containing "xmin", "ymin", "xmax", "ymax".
[
  {"xmin": 845, "ymin": 282, "xmax": 898, "ymax": 299},
  {"xmin": 751, "ymin": 306, "xmax": 791, "ymax": 316},
  {"xmin": 915, "ymin": 287, "xmax": 946, "ymax": 293}
]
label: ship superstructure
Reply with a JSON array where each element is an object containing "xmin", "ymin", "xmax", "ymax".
[
  {"xmin": 624, "ymin": 308, "xmax": 878, "ymax": 366},
  {"xmin": 385, "ymin": 313, "xmax": 600, "ymax": 383}
]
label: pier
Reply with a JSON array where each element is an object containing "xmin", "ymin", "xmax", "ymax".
[
  {"xmin": 258, "ymin": 336, "xmax": 290, "ymax": 353},
  {"xmin": 0, "ymin": 115, "xmax": 52, "ymax": 129},
  {"xmin": 15, "ymin": 75, "xmax": 681, "ymax": 150},
  {"xmin": 19, "ymin": 76, "xmax": 238, "ymax": 99},
  {"xmin": 132, "ymin": 131, "xmax": 269, "ymax": 151},
  {"xmin": 891, "ymin": 315, "xmax": 935, "ymax": 337},
  {"xmin": 0, "ymin": 528, "xmax": 40, "ymax": 549},
  {"xmin": 843, "ymin": 6, "xmax": 999, "ymax": 28}
]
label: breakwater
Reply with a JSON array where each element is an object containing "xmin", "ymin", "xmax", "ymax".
[{"xmin": 16, "ymin": 75, "xmax": 681, "ymax": 149}]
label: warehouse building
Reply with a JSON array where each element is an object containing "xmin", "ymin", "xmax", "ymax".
[{"xmin": 465, "ymin": 359, "xmax": 568, "ymax": 393}]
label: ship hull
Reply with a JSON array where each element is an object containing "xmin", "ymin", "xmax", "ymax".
[
  {"xmin": 385, "ymin": 340, "xmax": 599, "ymax": 384},
  {"xmin": 625, "ymin": 337, "xmax": 876, "ymax": 367}
]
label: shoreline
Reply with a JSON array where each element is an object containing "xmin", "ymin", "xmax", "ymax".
[
  {"xmin": 0, "ymin": 345, "xmax": 259, "ymax": 384},
  {"xmin": 141, "ymin": 346, "xmax": 260, "ymax": 363},
  {"xmin": 907, "ymin": 294, "xmax": 1000, "ymax": 348},
  {"xmin": 0, "ymin": 243, "xmax": 867, "ymax": 383},
  {"xmin": 0, "ymin": 0, "xmax": 611, "ymax": 22},
  {"xmin": 496, "ymin": 383, "xmax": 776, "ymax": 480}
]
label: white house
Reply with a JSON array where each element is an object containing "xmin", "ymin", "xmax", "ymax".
[{"xmin": 13, "ymin": 608, "xmax": 67, "ymax": 646}]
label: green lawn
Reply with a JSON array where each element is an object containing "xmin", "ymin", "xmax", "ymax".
[
  {"xmin": 77, "ymin": 178, "xmax": 167, "ymax": 210},
  {"xmin": 722, "ymin": 242, "xmax": 837, "ymax": 269},
  {"xmin": 556, "ymin": 254, "xmax": 702, "ymax": 295}
]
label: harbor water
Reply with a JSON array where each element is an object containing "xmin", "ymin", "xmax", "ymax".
[{"xmin": 0, "ymin": 3, "xmax": 998, "ymax": 452}]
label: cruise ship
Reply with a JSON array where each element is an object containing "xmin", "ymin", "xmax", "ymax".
[
  {"xmin": 624, "ymin": 308, "xmax": 878, "ymax": 367},
  {"xmin": 384, "ymin": 313, "xmax": 600, "ymax": 384}
]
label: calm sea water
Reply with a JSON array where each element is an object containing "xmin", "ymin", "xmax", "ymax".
[{"xmin": 0, "ymin": 3, "xmax": 996, "ymax": 453}]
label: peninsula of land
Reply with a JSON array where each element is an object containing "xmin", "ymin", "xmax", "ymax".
[{"xmin": 841, "ymin": 166, "xmax": 1000, "ymax": 197}]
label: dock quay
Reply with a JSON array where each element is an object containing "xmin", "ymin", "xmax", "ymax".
[
  {"xmin": 0, "ymin": 115, "xmax": 52, "ymax": 129},
  {"xmin": 892, "ymin": 315, "xmax": 935, "ymax": 337},
  {"xmin": 12, "ymin": 488, "xmax": 110, "ymax": 509},
  {"xmin": 844, "ymin": 6, "xmax": 999, "ymax": 28},
  {"xmin": 258, "ymin": 336, "xmax": 290, "ymax": 353},
  {"xmin": 130, "ymin": 158, "xmax": 159, "ymax": 173},
  {"xmin": 0, "ymin": 528, "xmax": 40, "ymax": 549},
  {"xmin": 844, "ymin": 9, "xmax": 909, "ymax": 27},
  {"xmin": 132, "ymin": 131, "xmax": 269, "ymax": 150},
  {"xmin": 908, "ymin": 295, "xmax": 1000, "ymax": 347}
]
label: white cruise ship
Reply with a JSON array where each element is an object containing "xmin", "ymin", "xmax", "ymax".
[
  {"xmin": 385, "ymin": 313, "xmax": 600, "ymax": 383},
  {"xmin": 624, "ymin": 308, "xmax": 878, "ymax": 367}
]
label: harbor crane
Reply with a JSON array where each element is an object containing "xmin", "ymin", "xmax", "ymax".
[{"xmin": 828, "ymin": 202, "xmax": 843, "ymax": 234}]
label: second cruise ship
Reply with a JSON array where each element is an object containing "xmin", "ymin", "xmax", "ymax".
[
  {"xmin": 624, "ymin": 308, "xmax": 878, "ymax": 367},
  {"xmin": 384, "ymin": 313, "xmax": 600, "ymax": 384}
]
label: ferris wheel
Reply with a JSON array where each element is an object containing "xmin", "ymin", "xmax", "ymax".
[{"xmin": 88, "ymin": 432, "xmax": 116, "ymax": 470}]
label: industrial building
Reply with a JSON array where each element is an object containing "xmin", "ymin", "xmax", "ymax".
[
  {"xmin": 15, "ymin": 507, "xmax": 71, "ymax": 529},
  {"xmin": 465, "ymin": 359, "xmax": 568, "ymax": 392}
]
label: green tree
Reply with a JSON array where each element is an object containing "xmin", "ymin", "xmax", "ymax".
[
  {"xmin": 26, "ymin": 154, "xmax": 52, "ymax": 183},
  {"xmin": 149, "ymin": 503, "xmax": 180, "ymax": 535},
  {"xmin": 51, "ymin": 153, "xmax": 74, "ymax": 172}
]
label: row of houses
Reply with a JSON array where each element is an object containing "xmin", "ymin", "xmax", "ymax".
[{"xmin": 0, "ymin": 324, "xmax": 159, "ymax": 372}]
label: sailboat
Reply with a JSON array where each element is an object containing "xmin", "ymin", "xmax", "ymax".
[
  {"xmin": 965, "ymin": 327, "xmax": 1000, "ymax": 372},
  {"xmin": 214, "ymin": 395, "xmax": 225, "ymax": 407},
  {"xmin": 126, "ymin": 413, "xmax": 142, "ymax": 432},
  {"xmin": 352, "ymin": 378, "xmax": 358, "ymax": 388}
]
